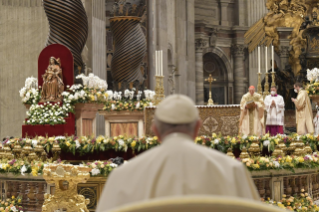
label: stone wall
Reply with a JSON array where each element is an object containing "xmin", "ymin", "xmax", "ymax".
[{"xmin": 0, "ymin": 0, "xmax": 48, "ymax": 138}]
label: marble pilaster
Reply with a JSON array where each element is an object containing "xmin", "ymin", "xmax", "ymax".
[
  {"xmin": 195, "ymin": 34, "xmax": 208, "ymax": 105},
  {"xmin": 232, "ymin": 44, "xmax": 247, "ymax": 104}
]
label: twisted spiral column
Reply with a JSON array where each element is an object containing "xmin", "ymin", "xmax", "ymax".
[
  {"xmin": 110, "ymin": 17, "xmax": 146, "ymax": 86},
  {"xmin": 43, "ymin": 0, "xmax": 88, "ymax": 69}
]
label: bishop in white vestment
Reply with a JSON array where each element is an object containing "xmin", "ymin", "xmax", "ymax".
[
  {"xmin": 264, "ymin": 86, "xmax": 285, "ymax": 135},
  {"xmin": 96, "ymin": 95, "xmax": 260, "ymax": 212}
]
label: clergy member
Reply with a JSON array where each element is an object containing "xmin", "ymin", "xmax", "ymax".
[
  {"xmin": 239, "ymin": 85, "xmax": 265, "ymax": 136},
  {"xmin": 264, "ymin": 86, "xmax": 285, "ymax": 136},
  {"xmin": 292, "ymin": 82, "xmax": 314, "ymax": 135},
  {"xmin": 96, "ymin": 95, "xmax": 260, "ymax": 212}
]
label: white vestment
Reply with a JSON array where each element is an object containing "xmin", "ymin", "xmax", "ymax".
[
  {"xmin": 264, "ymin": 94, "xmax": 285, "ymax": 126},
  {"xmin": 96, "ymin": 133, "xmax": 260, "ymax": 212}
]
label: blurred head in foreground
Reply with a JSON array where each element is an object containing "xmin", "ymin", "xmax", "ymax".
[{"xmin": 152, "ymin": 94, "xmax": 201, "ymax": 141}]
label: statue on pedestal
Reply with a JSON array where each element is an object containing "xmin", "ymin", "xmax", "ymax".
[{"xmin": 40, "ymin": 57, "xmax": 64, "ymax": 102}]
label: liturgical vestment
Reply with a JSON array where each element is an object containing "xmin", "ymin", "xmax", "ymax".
[
  {"xmin": 295, "ymin": 89, "xmax": 314, "ymax": 135},
  {"xmin": 239, "ymin": 92, "xmax": 265, "ymax": 136},
  {"xmin": 264, "ymin": 94, "xmax": 285, "ymax": 135},
  {"xmin": 96, "ymin": 133, "xmax": 260, "ymax": 212}
]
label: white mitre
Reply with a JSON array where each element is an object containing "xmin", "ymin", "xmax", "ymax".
[{"xmin": 155, "ymin": 94, "xmax": 199, "ymax": 124}]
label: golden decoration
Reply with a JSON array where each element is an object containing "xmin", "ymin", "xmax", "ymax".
[
  {"xmin": 257, "ymin": 73, "xmax": 262, "ymax": 95},
  {"xmin": 244, "ymin": 0, "xmax": 316, "ymax": 74},
  {"xmin": 226, "ymin": 148, "xmax": 235, "ymax": 158},
  {"xmin": 12, "ymin": 144, "xmax": 22, "ymax": 159},
  {"xmin": 52, "ymin": 142, "xmax": 61, "ymax": 161},
  {"xmin": 304, "ymin": 142, "xmax": 313, "ymax": 154},
  {"xmin": 278, "ymin": 140, "xmax": 287, "ymax": 156},
  {"xmin": 42, "ymin": 164, "xmax": 91, "ymax": 212},
  {"xmin": 240, "ymin": 147, "xmax": 250, "ymax": 159},
  {"xmin": 294, "ymin": 140, "xmax": 305, "ymax": 156},
  {"xmin": 3, "ymin": 144, "xmax": 13, "ymax": 160},
  {"xmin": 248, "ymin": 139, "xmax": 261, "ymax": 157},
  {"xmin": 287, "ymin": 139, "xmax": 297, "ymax": 154},
  {"xmin": 154, "ymin": 76, "xmax": 165, "ymax": 105},
  {"xmin": 272, "ymin": 145, "xmax": 285, "ymax": 157},
  {"xmin": 263, "ymin": 73, "xmax": 270, "ymax": 98},
  {"xmin": 205, "ymin": 74, "xmax": 217, "ymax": 105}
]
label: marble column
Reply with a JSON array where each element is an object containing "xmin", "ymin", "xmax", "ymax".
[
  {"xmin": 220, "ymin": 1, "xmax": 230, "ymax": 26},
  {"xmin": 279, "ymin": 46, "xmax": 290, "ymax": 70},
  {"xmin": 195, "ymin": 36, "xmax": 208, "ymax": 105},
  {"xmin": 232, "ymin": 44, "xmax": 247, "ymax": 104}
]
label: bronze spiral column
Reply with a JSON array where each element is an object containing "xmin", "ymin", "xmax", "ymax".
[
  {"xmin": 43, "ymin": 0, "xmax": 88, "ymax": 71},
  {"xmin": 110, "ymin": 1, "xmax": 146, "ymax": 90}
]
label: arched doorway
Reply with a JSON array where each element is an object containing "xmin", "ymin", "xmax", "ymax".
[{"xmin": 203, "ymin": 52, "xmax": 228, "ymax": 104}]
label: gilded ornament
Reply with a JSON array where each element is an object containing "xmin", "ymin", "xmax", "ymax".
[
  {"xmin": 205, "ymin": 74, "xmax": 217, "ymax": 105},
  {"xmin": 12, "ymin": 144, "xmax": 22, "ymax": 159},
  {"xmin": 154, "ymin": 76, "xmax": 165, "ymax": 105},
  {"xmin": 240, "ymin": 147, "xmax": 250, "ymax": 159},
  {"xmin": 278, "ymin": 140, "xmax": 287, "ymax": 156},
  {"xmin": 248, "ymin": 139, "xmax": 261, "ymax": 157},
  {"xmin": 287, "ymin": 139, "xmax": 297, "ymax": 154},
  {"xmin": 226, "ymin": 148, "xmax": 235, "ymax": 158},
  {"xmin": 52, "ymin": 142, "xmax": 61, "ymax": 161},
  {"xmin": 294, "ymin": 140, "xmax": 305, "ymax": 156},
  {"xmin": 42, "ymin": 164, "xmax": 91, "ymax": 212},
  {"xmin": 272, "ymin": 145, "xmax": 284, "ymax": 157},
  {"xmin": 304, "ymin": 142, "xmax": 313, "ymax": 154}
]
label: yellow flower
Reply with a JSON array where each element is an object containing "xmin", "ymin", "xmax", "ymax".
[
  {"xmin": 299, "ymin": 157, "xmax": 304, "ymax": 163},
  {"xmin": 96, "ymin": 136, "xmax": 104, "ymax": 143},
  {"xmin": 231, "ymin": 137, "xmax": 236, "ymax": 144},
  {"xmin": 11, "ymin": 196, "xmax": 14, "ymax": 199},
  {"xmin": 18, "ymin": 199, "xmax": 21, "ymax": 203},
  {"xmin": 212, "ymin": 133, "xmax": 217, "ymax": 138},
  {"xmin": 153, "ymin": 136, "xmax": 158, "ymax": 140},
  {"xmin": 131, "ymin": 141, "xmax": 136, "ymax": 148},
  {"xmin": 286, "ymin": 156, "xmax": 292, "ymax": 163},
  {"xmin": 65, "ymin": 142, "xmax": 71, "ymax": 147},
  {"xmin": 90, "ymin": 95, "xmax": 95, "ymax": 101},
  {"xmin": 274, "ymin": 138, "xmax": 279, "ymax": 145}
]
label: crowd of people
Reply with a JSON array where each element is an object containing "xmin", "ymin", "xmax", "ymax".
[{"xmin": 239, "ymin": 83, "xmax": 315, "ymax": 136}]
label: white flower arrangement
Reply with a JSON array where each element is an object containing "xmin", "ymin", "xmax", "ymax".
[
  {"xmin": 19, "ymin": 77, "xmax": 40, "ymax": 105},
  {"xmin": 144, "ymin": 90, "xmax": 156, "ymax": 101},
  {"xmin": 76, "ymin": 73, "xmax": 108, "ymax": 90},
  {"xmin": 307, "ymin": 68, "xmax": 319, "ymax": 83}
]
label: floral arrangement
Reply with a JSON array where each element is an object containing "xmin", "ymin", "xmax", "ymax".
[
  {"xmin": 103, "ymin": 89, "xmax": 155, "ymax": 112},
  {"xmin": 240, "ymin": 153, "xmax": 319, "ymax": 172},
  {"xmin": 21, "ymin": 74, "xmax": 109, "ymax": 126},
  {"xmin": 263, "ymin": 191, "xmax": 318, "ymax": 211},
  {"xmin": 0, "ymin": 196, "xmax": 23, "ymax": 212},
  {"xmin": 306, "ymin": 67, "xmax": 319, "ymax": 96},
  {"xmin": 25, "ymin": 102, "xmax": 73, "ymax": 125},
  {"xmin": 0, "ymin": 158, "xmax": 116, "ymax": 178},
  {"xmin": 19, "ymin": 77, "xmax": 40, "ymax": 105}
]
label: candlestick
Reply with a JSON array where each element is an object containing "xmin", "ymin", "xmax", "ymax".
[
  {"xmin": 263, "ymin": 72, "xmax": 270, "ymax": 97},
  {"xmin": 257, "ymin": 73, "xmax": 262, "ymax": 95},
  {"xmin": 154, "ymin": 76, "xmax": 165, "ymax": 105},
  {"xmin": 272, "ymin": 45, "xmax": 274, "ymax": 73},
  {"xmin": 265, "ymin": 46, "xmax": 268, "ymax": 73},
  {"xmin": 258, "ymin": 46, "xmax": 260, "ymax": 73}
]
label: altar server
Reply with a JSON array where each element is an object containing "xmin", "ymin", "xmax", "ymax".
[
  {"xmin": 264, "ymin": 86, "xmax": 285, "ymax": 136},
  {"xmin": 292, "ymin": 82, "xmax": 314, "ymax": 135},
  {"xmin": 96, "ymin": 95, "xmax": 259, "ymax": 212},
  {"xmin": 239, "ymin": 85, "xmax": 265, "ymax": 136}
]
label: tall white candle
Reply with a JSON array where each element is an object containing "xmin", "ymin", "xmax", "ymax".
[
  {"xmin": 155, "ymin": 51, "xmax": 158, "ymax": 76},
  {"xmin": 160, "ymin": 50, "xmax": 163, "ymax": 76},
  {"xmin": 272, "ymin": 45, "xmax": 274, "ymax": 73},
  {"xmin": 258, "ymin": 46, "xmax": 260, "ymax": 73},
  {"xmin": 265, "ymin": 46, "xmax": 268, "ymax": 73}
]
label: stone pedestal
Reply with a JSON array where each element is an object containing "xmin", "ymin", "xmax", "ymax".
[
  {"xmin": 75, "ymin": 103, "xmax": 104, "ymax": 136},
  {"xmin": 98, "ymin": 111, "xmax": 144, "ymax": 137}
]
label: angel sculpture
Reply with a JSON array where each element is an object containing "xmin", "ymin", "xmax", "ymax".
[
  {"xmin": 40, "ymin": 57, "xmax": 64, "ymax": 102},
  {"xmin": 245, "ymin": 0, "xmax": 308, "ymax": 74}
]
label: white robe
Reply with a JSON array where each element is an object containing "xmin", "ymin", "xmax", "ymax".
[
  {"xmin": 96, "ymin": 133, "xmax": 260, "ymax": 212},
  {"xmin": 264, "ymin": 94, "xmax": 285, "ymax": 126}
]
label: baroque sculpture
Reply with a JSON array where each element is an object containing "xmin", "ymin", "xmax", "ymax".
[
  {"xmin": 43, "ymin": 0, "xmax": 88, "ymax": 73},
  {"xmin": 42, "ymin": 164, "xmax": 90, "ymax": 212},
  {"xmin": 40, "ymin": 57, "xmax": 64, "ymax": 102},
  {"xmin": 244, "ymin": 0, "xmax": 318, "ymax": 74},
  {"xmin": 110, "ymin": 0, "xmax": 147, "ymax": 91}
]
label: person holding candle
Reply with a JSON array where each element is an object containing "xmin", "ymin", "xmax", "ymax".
[
  {"xmin": 264, "ymin": 86, "xmax": 285, "ymax": 136},
  {"xmin": 291, "ymin": 82, "xmax": 314, "ymax": 135},
  {"xmin": 239, "ymin": 85, "xmax": 265, "ymax": 136}
]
